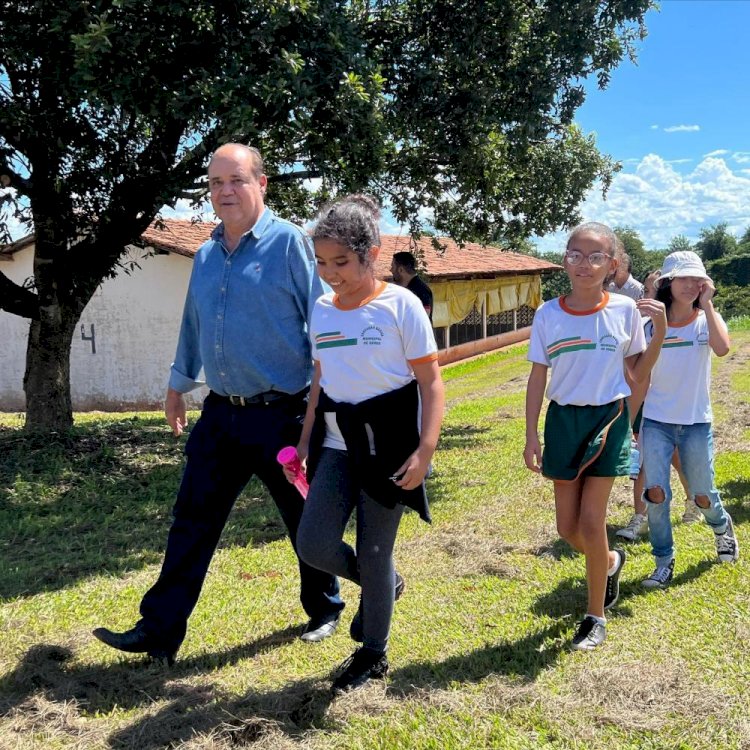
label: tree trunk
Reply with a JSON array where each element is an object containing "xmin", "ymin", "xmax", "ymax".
[{"xmin": 23, "ymin": 308, "xmax": 78, "ymax": 432}]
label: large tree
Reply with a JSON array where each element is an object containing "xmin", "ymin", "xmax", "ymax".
[
  {"xmin": 613, "ymin": 225, "xmax": 649, "ymax": 279},
  {"xmin": 1, "ymin": 0, "xmax": 651, "ymax": 430}
]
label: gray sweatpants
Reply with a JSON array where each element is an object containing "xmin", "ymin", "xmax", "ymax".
[{"xmin": 297, "ymin": 448, "xmax": 404, "ymax": 652}]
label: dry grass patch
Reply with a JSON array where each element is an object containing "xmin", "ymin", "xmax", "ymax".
[
  {"xmin": 558, "ymin": 659, "xmax": 730, "ymax": 733},
  {"xmin": 712, "ymin": 344, "xmax": 750, "ymax": 452}
]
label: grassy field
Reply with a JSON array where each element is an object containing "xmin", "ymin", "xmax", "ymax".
[{"xmin": 1, "ymin": 333, "xmax": 749, "ymax": 750}]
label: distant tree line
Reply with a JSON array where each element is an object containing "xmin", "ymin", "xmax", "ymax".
[{"xmin": 538, "ymin": 222, "xmax": 750, "ymax": 319}]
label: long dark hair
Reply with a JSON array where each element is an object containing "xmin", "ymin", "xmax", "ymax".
[{"xmin": 655, "ymin": 279, "xmax": 701, "ymax": 312}]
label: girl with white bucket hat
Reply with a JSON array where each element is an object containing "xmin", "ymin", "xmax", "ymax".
[{"xmin": 639, "ymin": 251, "xmax": 738, "ymax": 590}]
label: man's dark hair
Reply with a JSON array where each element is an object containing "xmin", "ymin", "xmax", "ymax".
[{"xmin": 392, "ymin": 251, "xmax": 417, "ymax": 274}]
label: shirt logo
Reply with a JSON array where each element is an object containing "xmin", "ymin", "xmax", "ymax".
[
  {"xmin": 315, "ymin": 331, "xmax": 358, "ymax": 349},
  {"xmin": 547, "ymin": 336, "xmax": 596, "ymax": 359},
  {"xmin": 599, "ymin": 334, "xmax": 618, "ymax": 352},
  {"xmin": 662, "ymin": 335, "xmax": 693, "ymax": 349},
  {"xmin": 361, "ymin": 325, "xmax": 384, "ymax": 346},
  {"xmin": 697, "ymin": 332, "xmax": 709, "ymax": 347}
]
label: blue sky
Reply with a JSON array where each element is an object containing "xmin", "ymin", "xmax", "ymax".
[
  {"xmin": 533, "ymin": 0, "xmax": 750, "ymax": 253},
  {"xmin": 2, "ymin": 2, "xmax": 747, "ymax": 250}
]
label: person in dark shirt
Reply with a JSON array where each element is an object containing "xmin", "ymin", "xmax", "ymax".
[{"xmin": 391, "ymin": 251, "xmax": 433, "ymax": 321}]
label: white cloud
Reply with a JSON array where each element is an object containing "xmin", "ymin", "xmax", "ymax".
[
  {"xmin": 663, "ymin": 124, "xmax": 700, "ymax": 133},
  {"xmin": 534, "ymin": 153, "xmax": 750, "ymax": 252},
  {"xmin": 650, "ymin": 125, "xmax": 659, "ymax": 130},
  {"xmin": 732, "ymin": 152, "xmax": 750, "ymax": 164},
  {"xmin": 704, "ymin": 149, "xmax": 729, "ymax": 158}
]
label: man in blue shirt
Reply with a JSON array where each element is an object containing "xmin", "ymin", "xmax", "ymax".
[{"xmin": 93, "ymin": 144, "xmax": 344, "ymax": 664}]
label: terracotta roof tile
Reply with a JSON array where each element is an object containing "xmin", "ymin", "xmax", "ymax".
[
  {"xmin": 142, "ymin": 219, "xmax": 561, "ymax": 278},
  {"xmin": 140, "ymin": 220, "xmax": 214, "ymax": 259}
]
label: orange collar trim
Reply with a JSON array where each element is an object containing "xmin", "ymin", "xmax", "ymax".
[
  {"xmin": 668, "ymin": 309, "xmax": 700, "ymax": 328},
  {"xmin": 559, "ymin": 292, "xmax": 610, "ymax": 316},
  {"xmin": 333, "ymin": 280, "xmax": 387, "ymax": 311}
]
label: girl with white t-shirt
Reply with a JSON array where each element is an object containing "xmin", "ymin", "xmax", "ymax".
[
  {"xmin": 640, "ymin": 251, "xmax": 737, "ymax": 589},
  {"xmin": 524, "ymin": 222, "xmax": 667, "ymax": 651},
  {"xmin": 288, "ymin": 195, "xmax": 444, "ymax": 694}
]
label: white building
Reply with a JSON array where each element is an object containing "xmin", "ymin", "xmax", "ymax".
[
  {"xmin": 0, "ymin": 233, "xmax": 208, "ymax": 411},
  {"xmin": 0, "ymin": 220, "xmax": 559, "ymax": 411}
]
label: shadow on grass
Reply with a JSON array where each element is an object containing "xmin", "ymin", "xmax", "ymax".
[
  {"xmin": 0, "ymin": 625, "xmax": 302, "ymax": 718},
  {"xmin": 0, "ymin": 414, "xmax": 466, "ymax": 601},
  {"xmin": 533, "ymin": 537, "xmax": 578, "ymax": 561},
  {"xmin": 0, "ymin": 421, "xmax": 288, "ymax": 600},
  {"xmin": 0, "ymin": 620, "xmax": 569, "ymax": 749},
  {"xmin": 437, "ymin": 423, "xmax": 492, "ymax": 451},
  {"xmin": 107, "ymin": 621, "xmax": 569, "ymax": 749},
  {"xmin": 531, "ymin": 558, "xmax": 717, "ymax": 619},
  {"xmin": 720, "ymin": 480, "xmax": 750, "ymax": 523}
]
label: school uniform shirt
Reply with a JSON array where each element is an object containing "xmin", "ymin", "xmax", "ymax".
[
  {"xmin": 528, "ymin": 292, "xmax": 645, "ymax": 407},
  {"xmin": 643, "ymin": 308, "xmax": 727, "ymax": 425},
  {"xmin": 310, "ymin": 281, "xmax": 438, "ymax": 449}
]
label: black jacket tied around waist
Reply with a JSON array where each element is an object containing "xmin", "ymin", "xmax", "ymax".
[{"xmin": 307, "ymin": 379, "xmax": 431, "ymax": 523}]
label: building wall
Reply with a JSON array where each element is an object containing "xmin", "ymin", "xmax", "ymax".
[
  {"xmin": 0, "ymin": 246, "xmax": 208, "ymax": 411},
  {"xmin": 1, "ymin": 246, "xmax": 542, "ymax": 413}
]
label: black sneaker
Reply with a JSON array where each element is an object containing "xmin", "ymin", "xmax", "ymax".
[
  {"xmin": 571, "ymin": 615, "xmax": 606, "ymax": 651},
  {"xmin": 642, "ymin": 559, "xmax": 675, "ymax": 589},
  {"xmin": 350, "ymin": 572, "xmax": 405, "ymax": 643},
  {"xmin": 715, "ymin": 515, "xmax": 740, "ymax": 563},
  {"xmin": 331, "ymin": 647, "xmax": 389, "ymax": 694},
  {"xmin": 604, "ymin": 548, "xmax": 627, "ymax": 610}
]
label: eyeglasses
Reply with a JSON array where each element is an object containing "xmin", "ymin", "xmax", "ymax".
[{"xmin": 565, "ymin": 250, "xmax": 613, "ymax": 268}]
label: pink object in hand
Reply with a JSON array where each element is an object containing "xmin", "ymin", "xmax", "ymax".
[{"xmin": 277, "ymin": 446, "xmax": 309, "ymax": 499}]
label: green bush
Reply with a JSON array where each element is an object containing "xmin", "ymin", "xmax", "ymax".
[
  {"xmin": 715, "ymin": 283, "xmax": 750, "ymax": 319},
  {"xmin": 707, "ymin": 253, "xmax": 750, "ymax": 286}
]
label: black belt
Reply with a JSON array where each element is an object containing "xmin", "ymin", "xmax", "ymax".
[{"xmin": 209, "ymin": 388, "xmax": 307, "ymax": 407}]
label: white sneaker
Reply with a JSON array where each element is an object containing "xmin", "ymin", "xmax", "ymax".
[
  {"xmin": 715, "ymin": 516, "xmax": 740, "ymax": 563},
  {"xmin": 615, "ymin": 513, "xmax": 647, "ymax": 540},
  {"xmin": 681, "ymin": 502, "xmax": 702, "ymax": 524}
]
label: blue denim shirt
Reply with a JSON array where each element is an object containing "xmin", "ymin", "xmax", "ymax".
[{"xmin": 169, "ymin": 208, "xmax": 326, "ymax": 397}]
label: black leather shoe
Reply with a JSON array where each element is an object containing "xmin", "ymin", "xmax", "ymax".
[
  {"xmin": 350, "ymin": 572, "xmax": 405, "ymax": 643},
  {"xmin": 300, "ymin": 614, "xmax": 340, "ymax": 643},
  {"xmin": 92, "ymin": 625, "xmax": 176, "ymax": 665}
]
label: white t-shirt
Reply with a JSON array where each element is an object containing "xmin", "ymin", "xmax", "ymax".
[
  {"xmin": 528, "ymin": 293, "xmax": 646, "ymax": 406},
  {"xmin": 643, "ymin": 309, "xmax": 726, "ymax": 425},
  {"xmin": 311, "ymin": 281, "xmax": 438, "ymax": 449}
]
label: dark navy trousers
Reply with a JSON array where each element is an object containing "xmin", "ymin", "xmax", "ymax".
[{"xmin": 138, "ymin": 392, "xmax": 343, "ymax": 651}]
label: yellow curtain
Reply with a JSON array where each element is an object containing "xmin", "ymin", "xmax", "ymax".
[{"xmin": 431, "ymin": 275, "xmax": 541, "ymax": 328}]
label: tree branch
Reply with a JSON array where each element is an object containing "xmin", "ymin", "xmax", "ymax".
[
  {"xmin": 268, "ymin": 169, "xmax": 322, "ymax": 184},
  {"xmin": 0, "ymin": 148, "xmax": 33, "ymax": 195},
  {"xmin": 0, "ymin": 268, "xmax": 39, "ymax": 319}
]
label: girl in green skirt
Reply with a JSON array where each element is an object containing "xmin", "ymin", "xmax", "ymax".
[{"xmin": 524, "ymin": 222, "xmax": 667, "ymax": 650}]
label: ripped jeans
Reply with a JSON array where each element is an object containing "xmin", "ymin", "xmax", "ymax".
[{"xmin": 641, "ymin": 418, "xmax": 729, "ymax": 566}]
